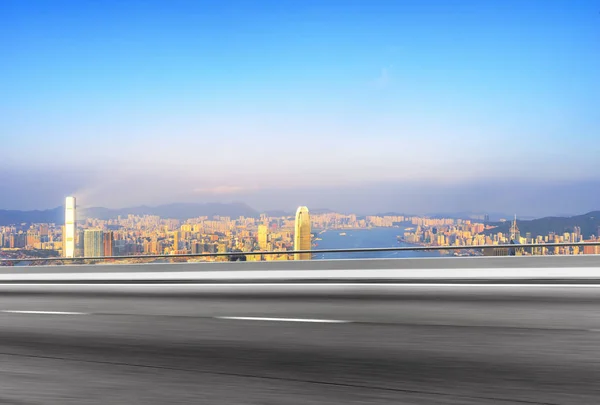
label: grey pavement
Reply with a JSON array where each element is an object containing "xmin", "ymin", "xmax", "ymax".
[{"xmin": 0, "ymin": 289, "xmax": 599, "ymax": 404}]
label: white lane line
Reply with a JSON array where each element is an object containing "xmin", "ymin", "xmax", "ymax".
[
  {"xmin": 5, "ymin": 283, "xmax": 600, "ymax": 288},
  {"xmin": 1, "ymin": 310, "xmax": 88, "ymax": 315},
  {"xmin": 215, "ymin": 316, "xmax": 351, "ymax": 323}
]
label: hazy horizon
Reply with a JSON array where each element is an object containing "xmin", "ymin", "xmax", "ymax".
[
  {"xmin": 2, "ymin": 0, "xmax": 599, "ymax": 215},
  {"xmin": 1, "ymin": 177, "xmax": 600, "ymax": 219}
]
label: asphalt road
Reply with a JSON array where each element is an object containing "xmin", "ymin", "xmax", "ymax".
[{"xmin": 0, "ymin": 288, "xmax": 599, "ymax": 404}]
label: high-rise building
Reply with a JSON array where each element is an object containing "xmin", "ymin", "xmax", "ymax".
[
  {"xmin": 39, "ymin": 224, "xmax": 49, "ymax": 237},
  {"xmin": 84, "ymin": 229, "xmax": 104, "ymax": 258},
  {"xmin": 191, "ymin": 241, "xmax": 202, "ymax": 254},
  {"xmin": 9, "ymin": 233, "xmax": 26, "ymax": 249},
  {"xmin": 257, "ymin": 225, "xmax": 268, "ymax": 250},
  {"xmin": 76, "ymin": 230, "xmax": 85, "ymax": 257},
  {"xmin": 509, "ymin": 215, "xmax": 520, "ymax": 242},
  {"xmin": 294, "ymin": 206, "xmax": 311, "ymax": 260},
  {"xmin": 64, "ymin": 196, "xmax": 76, "ymax": 258},
  {"xmin": 173, "ymin": 231, "xmax": 180, "ymax": 252},
  {"xmin": 150, "ymin": 238, "xmax": 161, "ymax": 254},
  {"xmin": 103, "ymin": 231, "xmax": 114, "ymax": 257},
  {"xmin": 26, "ymin": 230, "xmax": 40, "ymax": 247}
]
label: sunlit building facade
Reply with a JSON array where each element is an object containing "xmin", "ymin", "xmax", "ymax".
[
  {"xmin": 64, "ymin": 196, "xmax": 76, "ymax": 258},
  {"xmin": 103, "ymin": 231, "xmax": 114, "ymax": 257},
  {"xmin": 173, "ymin": 231, "xmax": 180, "ymax": 253},
  {"xmin": 258, "ymin": 225, "xmax": 268, "ymax": 250},
  {"xmin": 294, "ymin": 206, "xmax": 311, "ymax": 260},
  {"xmin": 84, "ymin": 229, "xmax": 104, "ymax": 258}
]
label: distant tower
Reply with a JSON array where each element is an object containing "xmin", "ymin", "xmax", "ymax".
[
  {"xmin": 257, "ymin": 224, "xmax": 268, "ymax": 250},
  {"xmin": 294, "ymin": 206, "xmax": 311, "ymax": 260},
  {"xmin": 64, "ymin": 196, "xmax": 76, "ymax": 258},
  {"xmin": 84, "ymin": 229, "xmax": 104, "ymax": 258},
  {"xmin": 509, "ymin": 215, "xmax": 520, "ymax": 242}
]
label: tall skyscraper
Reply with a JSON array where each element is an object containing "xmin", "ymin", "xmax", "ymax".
[
  {"xmin": 172, "ymin": 231, "xmax": 180, "ymax": 253},
  {"xmin": 64, "ymin": 196, "xmax": 76, "ymax": 258},
  {"xmin": 84, "ymin": 229, "xmax": 104, "ymax": 258},
  {"xmin": 294, "ymin": 206, "xmax": 311, "ymax": 260},
  {"xmin": 257, "ymin": 225, "xmax": 268, "ymax": 250},
  {"xmin": 103, "ymin": 231, "xmax": 114, "ymax": 257},
  {"xmin": 509, "ymin": 215, "xmax": 520, "ymax": 242}
]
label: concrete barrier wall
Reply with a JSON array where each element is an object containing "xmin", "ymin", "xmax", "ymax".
[
  {"xmin": 0, "ymin": 256, "xmax": 600, "ymax": 297},
  {"xmin": 1, "ymin": 254, "xmax": 600, "ymax": 275}
]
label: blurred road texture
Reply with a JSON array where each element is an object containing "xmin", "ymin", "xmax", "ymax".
[{"xmin": 1, "ymin": 286, "xmax": 599, "ymax": 404}]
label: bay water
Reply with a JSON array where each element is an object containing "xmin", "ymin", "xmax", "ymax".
[{"xmin": 312, "ymin": 227, "xmax": 441, "ymax": 260}]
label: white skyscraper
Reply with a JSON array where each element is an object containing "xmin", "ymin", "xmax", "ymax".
[
  {"xmin": 64, "ymin": 196, "xmax": 76, "ymax": 258},
  {"xmin": 294, "ymin": 206, "xmax": 311, "ymax": 260}
]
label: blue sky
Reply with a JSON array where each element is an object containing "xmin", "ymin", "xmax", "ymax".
[{"xmin": 1, "ymin": 0, "xmax": 599, "ymax": 215}]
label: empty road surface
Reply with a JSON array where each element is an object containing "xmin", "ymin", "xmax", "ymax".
[{"xmin": 0, "ymin": 286, "xmax": 599, "ymax": 404}]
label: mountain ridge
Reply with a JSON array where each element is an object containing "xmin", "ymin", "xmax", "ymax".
[
  {"xmin": 484, "ymin": 211, "xmax": 600, "ymax": 239},
  {"xmin": 82, "ymin": 202, "xmax": 260, "ymax": 220},
  {"xmin": 2, "ymin": 205, "xmax": 600, "ymax": 239},
  {"xmin": 0, "ymin": 207, "xmax": 63, "ymax": 226},
  {"xmin": 0, "ymin": 202, "xmax": 260, "ymax": 225}
]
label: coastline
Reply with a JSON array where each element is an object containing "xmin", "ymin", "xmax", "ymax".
[{"xmin": 312, "ymin": 227, "xmax": 442, "ymax": 260}]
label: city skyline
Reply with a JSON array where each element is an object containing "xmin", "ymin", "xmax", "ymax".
[
  {"xmin": 1, "ymin": 194, "xmax": 600, "ymax": 222},
  {"xmin": 2, "ymin": 3, "xmax": 599, "ymax": 402},
  {"xmin": 1, "ymin": 0, "xmax": 599, "ymax": 215},
  {"xmin": 3, "ymin": 204, "xmax": 598, "ymax": 264}
]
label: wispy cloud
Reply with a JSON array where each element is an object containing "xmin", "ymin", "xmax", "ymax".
[{"xmin": 374, "ymin": 67, "xmax": 392, "ymax": 88}]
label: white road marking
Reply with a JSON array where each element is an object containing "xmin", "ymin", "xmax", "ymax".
[
  {"xmin": 0, "ymin": 310, "xmax": 88, "ymax": 315},
  {"xmin": 215, "ymin": 316, "xmax": 351, "ymax": 323},
  {"xmin": 3, "ymin": 283, "xmax": 600, "ymax": 288}
]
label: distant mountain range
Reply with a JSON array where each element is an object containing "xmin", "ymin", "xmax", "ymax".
[
  {"xmin": 375, "ymin": 212, "xmax": 412, "ymax": 217},
  {"xmin": 0, "ymin": 207, "xmax": 63, "ymax": 226},
  {"xmin": 0, "ymin": 203, "xmax": 260, "ymax": 225},
  {"xmin": 263, "ymin": 208, "xmax": 335, "ymax": 218},
  {"xmin": 1, "ymin": 205, "xmax": 599, "ymax": 238},
  {"xmin": 80, "ymin": 202, "xmax": 259, "ymax": 221},
  {"xmin": 425, "ymin": 211, "xmax": 536, "ymax": 221},
  {"xmin": 484, "ymin": 211, "xmax": 600, "ymax": 239}
]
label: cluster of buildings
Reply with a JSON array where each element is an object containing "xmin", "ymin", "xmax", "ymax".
[
  {"xmin": 1, "ymin": 199, "xmax": 408, "ymax": 262},
  {"xmin": 400, "ymin": 216, "xmax": 600, "ymax": 256},
  {"xmin": 2, "ymin": 196, "xmax": 599, "ymax": 262},
  {"xmin": 59, "ymin": 197, "xmax": 312, "ymax": 262}
]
